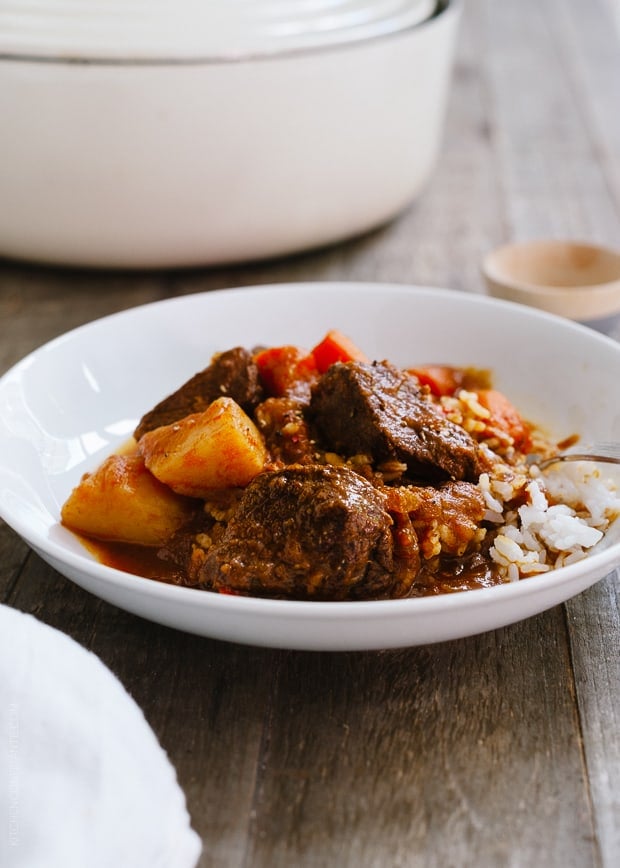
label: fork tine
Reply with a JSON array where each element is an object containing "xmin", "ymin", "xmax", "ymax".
[{"xmin": 535, "ymin": 441, "xmax": 620, "ymax": 471}]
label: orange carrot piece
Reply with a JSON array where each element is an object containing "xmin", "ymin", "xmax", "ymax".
[
  {"xmin": 254, "ymin": 345, "xmax": 318, "ymax": 398},
  {"xmin": 311, "ymin": 330, "xmax": 369, "ymax": 373},
  {"xmin": 407, "ymin": 365, "xmax": 464, "ymax": 397},
  {"xmin": 476, "ymin": 389, "xmax": 531, "ymax": 448}
]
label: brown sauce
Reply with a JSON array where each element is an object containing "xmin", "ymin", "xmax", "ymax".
[
  {"xmin": 78, "ymin": 535, "xmax": 186, "ymax": 585},
  {"xmin": 80, "ymin": 535, "xmax": 503, "ymax": 598},
  {"xmin": 412, "ymin": 552, "xmax": 502, "ymax": 596}
]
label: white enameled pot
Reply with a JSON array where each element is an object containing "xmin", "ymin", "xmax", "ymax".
[{"xmin": 0, "ymin": 0, "xmax": 460, "ymax": 268}]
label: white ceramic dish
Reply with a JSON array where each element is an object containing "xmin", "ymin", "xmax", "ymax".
[
  {"xmin": 2, "ymin": 0, "xmax": 437, "ymax": 59},
  {"xmin": 0, "ymin": 1, "xmax": 459, "ymax": 268},
  {"xmin": 1, "ymin": 282, "xmax": 620, "ymax": 651},
  {"xmin": 482, "ymin": 240, "xmax": 620, "ymax": 323}
]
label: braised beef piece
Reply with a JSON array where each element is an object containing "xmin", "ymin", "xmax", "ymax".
[
  {"xmin": 199, "ymin": 464, "xmax": 420, "ymax": 600},
  {"xmin": 157, "ymin": 512, "xmax": 215, "ymax": 587},
  {"xmin": 134, "ymin": 347, "xmax": 263, "ymax": 440},
  {"xmin": 310, "ymin": 361, "xmax": 481, "ymax": 482},
  {"xmin": 253, "ymin": 397, "xmax": 316, "ymax": 465}
]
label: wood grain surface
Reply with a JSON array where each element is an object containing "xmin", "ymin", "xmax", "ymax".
[{"xmin": 1, "ymin": 1, "xmax": 619, "ymax": 865}]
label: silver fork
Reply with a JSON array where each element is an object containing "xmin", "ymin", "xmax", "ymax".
[{"xmin": 530, "ymin": 441, "xmax": 620, "ymax": 471}]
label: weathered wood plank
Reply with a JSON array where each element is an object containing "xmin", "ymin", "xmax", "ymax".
[
  {"xmin": 566, "ymin": 572, "xmax": 620, "ymax": 868},
  {"xmin": 553, "ymin": 0, "xmax": 620, "ymax": 215},
  {"xmin": 0, "ymin": 265, "xmax": 168, "ymax": 372},
  {"xmin": 479, "ymin": 0, "xmax": 620, "ymax": 244},
  {"xmin": 244, "ymin": 612, "xmax": 596, "ymax": 868},
  {"xmin": 0, "ymin": 523, "xmax": 30, "ymax": 600}
]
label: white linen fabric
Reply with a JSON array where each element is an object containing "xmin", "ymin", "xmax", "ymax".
[{"xmin": 0, "ymin": 604, "xmax": 201, "ymax": 868}]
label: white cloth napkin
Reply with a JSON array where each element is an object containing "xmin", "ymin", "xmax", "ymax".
[{"xmin": 0, "ymin": 604, "xmax": 201, "ymax": 868}]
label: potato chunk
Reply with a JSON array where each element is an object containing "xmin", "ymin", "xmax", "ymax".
[
  {"xmin": 138, "ymin": 397, "xmax": 269, "ymax": 497},
  {"xmin": 61, "ymin": 452, "xmax": 196, "ymax": 546}
]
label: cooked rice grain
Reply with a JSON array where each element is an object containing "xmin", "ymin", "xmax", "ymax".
[
  {"xmin": 448, "ymin": 389, "xmax": 620, "ymax": 582},
  {"xmin": 485, "ymin": 466, "xmax": 619, "ymax": 581}
]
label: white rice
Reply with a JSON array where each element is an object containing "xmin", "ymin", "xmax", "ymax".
[
  {"xmin": 440, "ymin": 388, "xmax": 620, "ymax": 583},
  {"xmin": 484, "ymin": 463, "xmax": 620, "ymax": 581}
]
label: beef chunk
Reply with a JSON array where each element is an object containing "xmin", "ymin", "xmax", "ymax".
[
  {"xmin": 134, "ymin": 347, "xmax": 263, "ymax": 440},
  {"xmin": 310, "ymin": 361, "xmax": 481, "ymax": 482},
  {"xmin": 199, "ymin": 464, "xmax": 419, "ymax": 600}
]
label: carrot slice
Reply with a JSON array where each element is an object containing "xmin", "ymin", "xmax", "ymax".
[
  {"xmin": 407, "ymin": 365, "xmax": 464, "ymax": 397},
  {"xmin": 254, "ymin": 345, "xmax": 318, "ymax": 398},
  {"xmin": 311, "ymin": 330, "xmax": 369, "ymax": 373},
  {"xmin": 476, "ymin": 389, "xmax": 531, "ymax": 448}
]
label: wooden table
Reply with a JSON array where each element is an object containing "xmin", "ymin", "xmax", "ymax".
[{"xmin": 2, "ymin": 1, "xmax": 620, "ymax": 864}]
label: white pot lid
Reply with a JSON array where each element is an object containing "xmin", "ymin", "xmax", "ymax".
[{"xmin": 0, "ymin": 0, "xmax": 438, "ymax": 61}]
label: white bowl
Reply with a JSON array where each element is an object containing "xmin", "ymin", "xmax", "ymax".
[
  {"xmin": 1, "ymin": 282, "xmax": 620, "ymax": 651},
  {"xmin": 0, "ymin": 1, "xmax": 459, "ymax": 268}
]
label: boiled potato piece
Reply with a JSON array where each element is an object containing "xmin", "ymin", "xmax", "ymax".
[
  {"xmin": 139, "ymin": 397, "xmax": 268, "ymax": 497},
  {"xmin": 61, "ymin": 452, "xmax": 196, "ymax": 546}
]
